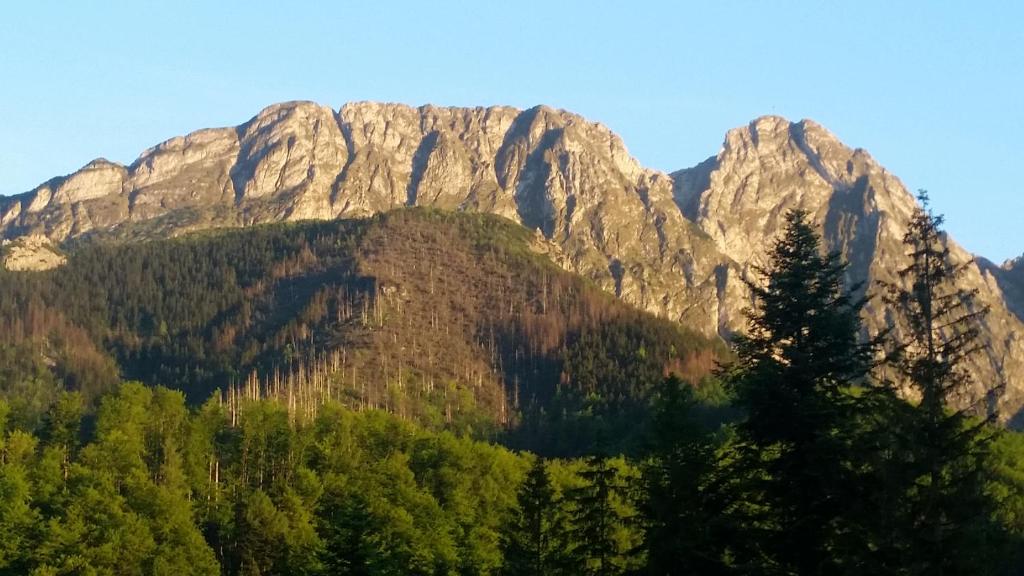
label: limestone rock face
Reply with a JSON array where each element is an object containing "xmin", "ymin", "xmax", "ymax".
[
  {"xmin": 130, "ymin": 127, "xmax": 239, "ymax": 223},
  {"xmin": 674, "ymin": 116, "xmax": 1024, "ymax": 421},
  {"xmin": 0, "ymin": 102, "xmax": 1020, "ymax": 419},
  {"xmin": 54, "ymin": 159, "xmax": 126, "ymax": 205},
  {"xmin": 232, "ymin": 102, "xmax": 347, "ymax": 222},
  {"xmin": 2, "ymin": 159, "xmax": 131, "ymax": 240},
  {"xmin": 1, "ymin": 235, "xmax": 66, "ymax": 271}
]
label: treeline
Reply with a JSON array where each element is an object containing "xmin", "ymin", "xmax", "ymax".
[{"xmin": 0, "ymin": 209, "xmax": 726, "ymax": 454}]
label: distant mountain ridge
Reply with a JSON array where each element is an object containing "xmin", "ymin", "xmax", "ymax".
[{"xmin": 1, "ymin": 101, "xmax": 1022, "ymax": 421}]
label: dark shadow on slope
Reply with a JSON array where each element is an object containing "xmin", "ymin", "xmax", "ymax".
[
  {"xmin": 823, "ymin": 176, "xmax": 879, "ymax": 303},
  {"xmin": 978, "ymin": 257, "xmax": 1024, "ymax": 323},
  {"xmin": 671, "ymin": 155, "xmax": 716, "ymax": 222},
  {"xmin": 495, "ymin": 106, "xmax": 564, "ymax": 238},
  {"xmin": 406, "ymin": 131, "xmax": 439, "ymax": 207}
]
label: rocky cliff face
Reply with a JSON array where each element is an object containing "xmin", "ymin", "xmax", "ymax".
[
  {"xmin": 674, "ymin": 116, "xmax": 1024, "ymax": 421},
  {"xmin": 0, "ymin": 101, "xmax": 745, "ymax": 336},
  {"xmin": 1, "ymin": 102, "xmax": 1020, "ymax": 419}
]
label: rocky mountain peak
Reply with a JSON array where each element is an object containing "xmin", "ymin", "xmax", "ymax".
[
  {"xmin": 675, "ymin": 114, "xmax": 1024, "ymax": 422},
  {"xmin": 0, "ymin": 101, "xmax": 744, "ymax": 336},
  {"xmin": 675, "ymin": 115, "xmax": 919, "ymax": 272}
]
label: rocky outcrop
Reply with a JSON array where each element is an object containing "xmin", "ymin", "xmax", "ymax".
[
  {"xmin": 0, "ymin": 102, "xmax": 1020, "ymax": 419},
  {"xmin": 674, "ymin": 116, "xmax": 1024, "ymax": 421},
  {"xmin": 1, "ymin": 235, "xmax": 66, "ymax": 271}
]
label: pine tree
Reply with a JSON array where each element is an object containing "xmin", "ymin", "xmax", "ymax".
[
  {"xmin": 883, "ymin": 191, "xmax": 1002, "ymax": 575},
  {"xmin": 501, "ymin": 457, "xmax": 568, "ymax": 575},
  {"xmin": 724, "ymin": 209, "xmax": 876, "ymax": 574},
  {"xmin": 640, "ymin": 375, "xmax": 733, "ymax": 575}
]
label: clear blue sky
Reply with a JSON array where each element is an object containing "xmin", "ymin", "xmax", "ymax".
[{"xmin": 1, "ymin": 1, "xmax": 1021, "ymax": 261}]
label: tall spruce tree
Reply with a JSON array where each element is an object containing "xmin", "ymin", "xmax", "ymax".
[
  {"xmin": 724, "ymin": 209, "xmax": 875, "ymax": 575},
  {"xmin": 883, "ymin": 191, "xmax": 1002, "ymax": 575},
  {"xmin": 640, "ymin": 375, "xmax": 734, "ymax": 575},
  {"xmin": 501, "ymin": 457, "xmax": 568, "ymax": 575},
  {"xmin": 568, "ymin": 453, "xmax": 631, "ymax": 576}
]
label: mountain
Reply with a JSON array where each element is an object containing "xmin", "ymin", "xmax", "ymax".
[
  {"xmin": 1, "ymin": 101, "xmax": 1021, "ymax": 420},
  {"xmin": 674, "ymin": 116, "xmax": 1024, "ymax": 422},
  {"xmin": 0, "ymin": 102, "xmax": 743, "ymax": 338},
  {"xmin": 1008, "ymin": 256, "xmax": 1024, "ymax": 312}
]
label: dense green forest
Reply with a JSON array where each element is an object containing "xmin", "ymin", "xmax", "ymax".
[{"xmin": 1, "ymin": 204, "xmax": 1024, "ymax": 574}]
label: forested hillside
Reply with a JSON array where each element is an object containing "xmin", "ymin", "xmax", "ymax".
[{"xmin": 0, "ymin": 209, "xmax": 727, "ymax": 454}]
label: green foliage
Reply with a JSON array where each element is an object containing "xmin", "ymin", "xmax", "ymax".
[
  {"xmin": 2, "ymin": 206, "xmax": 1023, "ymax": 575},
  {"xmin": 565, "ymin": 454, "xmax": 641, "ymax": 575},
  {"xmin": 987, "ymin": 430, "xmax": 1024, "ymax": 569},
  {"xmin": 0, "ymin": 377, "xmax": 652, "ymax": 574},
  {"xmin": 0, "ymin": 374, "xmax": 670, "ymax": 575},
  {"xmin": 0, "ymin": 342, "xmax": 63, "ymax": 431},
  {"xmin": 640, "ymin": 207, "xmax": 1023, "ymax": 575}
]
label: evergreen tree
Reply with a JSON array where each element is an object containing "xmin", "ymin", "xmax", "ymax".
[
  {"xmin": 567, "ymin": 453, "xmax": 631, "ymax": 576},
  {"xmin": 883, "ymin": 191, "xmax": 1002, "ymax": 575},
  {"xmin": 501, "ymin": 457, "xmax": 568, "ymax": 575},
  {"xmin": 640, "ymin": 375, "xmax": 733, "ymax": 575},
  {"xmin": 724, "ymin": 209, "xmax": 875, "ymax": 574}
]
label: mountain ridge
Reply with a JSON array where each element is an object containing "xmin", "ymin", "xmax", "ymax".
[
  {"xmin": 0, "ymin": 100, "xmax": 746, "ymax": 340},
  {"xmin": 1, "ymin": 100, "xmax": 1021, "ymax": 421}
]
